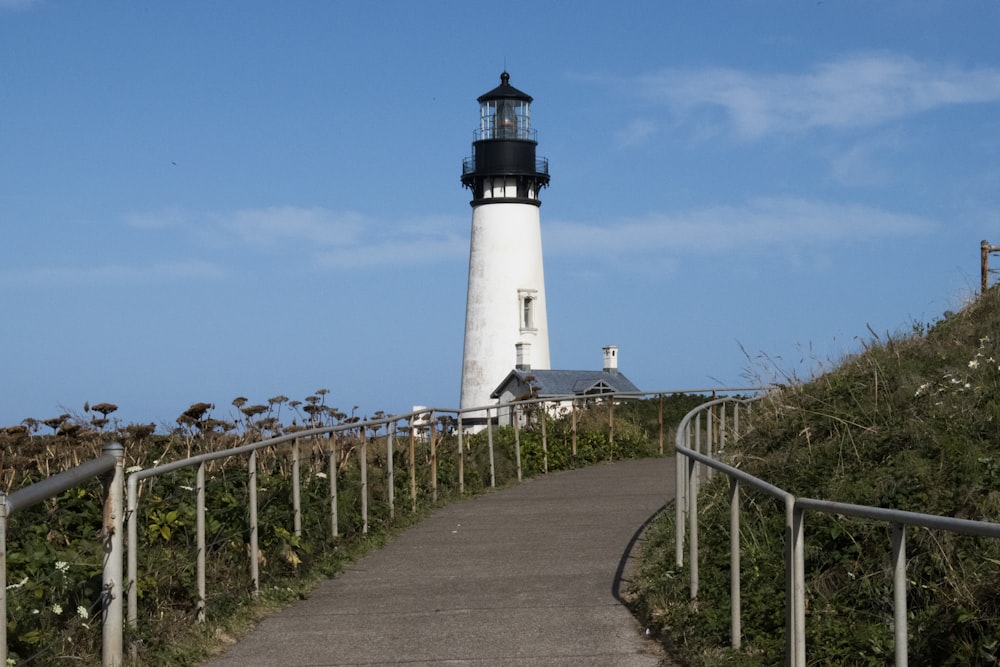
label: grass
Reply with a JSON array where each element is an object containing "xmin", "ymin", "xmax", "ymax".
[{"xmin": 630, "ymin": 286, "xmax": 1000, "ymax": 665}]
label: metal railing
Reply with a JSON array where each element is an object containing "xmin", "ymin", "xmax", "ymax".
[
  {"xmin": 0, "ymin": 442, "xmax": 125, "ymax": 667},
  {"xmin": 125, "ymin": 391, "xmax": 699, "ymax": 627},
  {"xmin": 3, "ymin": 387, "xmax": 753, "ymax": 665},
  {"xmin": 674, "ymin": 396, "xmax": 1000, "ymax": 667}
]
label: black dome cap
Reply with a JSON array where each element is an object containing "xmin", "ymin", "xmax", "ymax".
[{"xmin": 477, "ymin": 71, "xmax": 533, "ymax": 103}]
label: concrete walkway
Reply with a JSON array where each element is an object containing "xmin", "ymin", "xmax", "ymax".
[{"xmin": 203, "ymin": 458, "xmax": 675, "ymax": 667}]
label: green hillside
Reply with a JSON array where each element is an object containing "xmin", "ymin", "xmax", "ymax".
[{"xmin": 633, "ymin": 287, "xmax": 1000, "ymax": 665}]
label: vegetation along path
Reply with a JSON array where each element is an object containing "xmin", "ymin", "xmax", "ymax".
[{"xmin": 203, "ymin": 457, "xmax": 675, "ymax": 666}]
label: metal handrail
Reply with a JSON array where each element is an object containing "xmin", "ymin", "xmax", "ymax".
[
  {"xmin": 124, "ymin": 389, "xmax": 753, "ymax": 630},
  {"xmin": 0, "ymin": 443, "xmax": 125, "ymax": 667},
  {"xmin": 3, "ymin": 387, "xmax": 750, "ymax": 665},
  {"xmin": 125, "ymin": 412, "xmax": 431, "ymax": 627},
  {"xmin": 674, "ymin": 396, "xmax": 1000, "ymax": 667}
]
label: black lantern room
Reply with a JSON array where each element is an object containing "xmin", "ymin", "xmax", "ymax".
[{"xmin": 461, "ymin": 72, "xmax": 550, "ymax": 207}]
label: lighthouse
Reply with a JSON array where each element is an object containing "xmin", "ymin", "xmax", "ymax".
[{"xmin": 460, "ymin": 72, "xmax": 551, "ymax": 418}]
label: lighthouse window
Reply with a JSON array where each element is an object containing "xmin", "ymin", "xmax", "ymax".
[
  {"xmin": 480, "ymin": 99, "xmax": 530, "ymax": 140},
  {"xmin": 518, "ymin": 290, "xmax": 537, "ymax": 332}
]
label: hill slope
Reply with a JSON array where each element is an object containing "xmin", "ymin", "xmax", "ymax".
[{"xmin": 633, "ymin": 288, "xmax": 1000, "ymax": 665}]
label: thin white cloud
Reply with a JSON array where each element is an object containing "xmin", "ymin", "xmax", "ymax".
[
  {"xmin": 2, "ymin": 260, "xmax": 226, "ymax": 287},
  {"xmin": 314, "ymin": 236, "xmax": 468, "ymax": 270},
  {"xmin": 828, "ymin": 132, "xmax": 903, "ymax": 187},
  {"xmin": 64, "ymin": 200, "xmax": 936, "ymax": 286},
  {"xmin": 213, "ymin": 206, "xmax": 366, "ymax": 248},
  {"xmin": 614, "ymin": 119, "xmax": 657, "ymax": 148},
  {"xmin": 0, "ymin": 0, "xmax": 40, "ymax": 10},
  {"xmin": 128, "ymin": 206, "xmax": 366, "ymax": 247},
  {"xmin": 124, "ymin": 208, "xmax": 191, "ymax": 230},
  {"xmin": 545, "ymin": 197, "xmax": 936, "ymax": 258},
  {"xmin": 128, "ymin": 206, "xmax": 468, "ymax": 271},
  {"xmin": 634, "ymin": 53, "xmax": 1000, "ymax": 140}
]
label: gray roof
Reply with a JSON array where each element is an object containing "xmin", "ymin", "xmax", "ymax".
[{"xmin": 490, "ymin": 369, "xmax": 641, "ymax": 400}]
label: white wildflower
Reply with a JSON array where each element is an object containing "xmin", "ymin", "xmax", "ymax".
[
  {"xmin": 55, "ymin": 561, "xmax": 69, "ymax": 574},
  {"xmin": 77, "ymin": 605, "xmax": 89, "ymax": 620},
  {"xmin": 51, "ymin": 603, "xmax": 63, "ymax": 615},
  {"xmin": 965, "ymin": 383, "xmax": 972, "ymax": 389},
  {"xmin": 315, "ymin": 472, "xmax": 328, "ymax": 479},
  {"xmin": 969, "ymin": 359, "xmax": 980, "ymax": 369}
]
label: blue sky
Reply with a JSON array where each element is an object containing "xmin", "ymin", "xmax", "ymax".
[{"xmin": 3, "ymin": 1, "xmax": 1000, "ymax": 429}]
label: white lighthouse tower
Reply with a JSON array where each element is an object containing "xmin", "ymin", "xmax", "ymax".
[{"xmin": 460, "ymin": 72, "xmax": 551, "ymax": 419}]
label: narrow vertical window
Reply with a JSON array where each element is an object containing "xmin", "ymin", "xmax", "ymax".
[{"xmin": 518, "ymin": 289, "xmax": 537, "ymax": 332}]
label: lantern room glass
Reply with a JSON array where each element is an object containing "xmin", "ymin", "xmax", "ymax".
[{"xmin": 480, "ymin": 99, "xmax": 531, "ymax": 140}]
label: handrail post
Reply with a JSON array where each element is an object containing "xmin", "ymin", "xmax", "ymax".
[
  {"xmin": 408, "ymin": 417, "xmax": 417, "ymax": 511},
  {"xmin": 1, "ymin": 492, "xmax": 8, "ymax": 667},
  {"xmin": 570, "ymin": 399, "xmax": 578, "ymax": 458},
  {"xmin": 291, "ymin": 437, "xmax": 301, "ymax": 538},
  {"xmin": 695, "ymin": 412, "xmax": 702, "ymax": 457},
  {"xmin": 360, "ymin": 428, "xmax": 369, "ymax": 534},
  {"xmin": 248, "ymin": 450, "xmax": 259, "ymax": 596},
  {"xmin": 457, "ymin": 415, "xmax": 465, "ymax": 494},
  {"xmin": 706, "ymin": 406, "xmax": 716, "ymax": 481},
  {"xmin": 792, "ymin": 503, "xmax": 806, "ymax": 667},
  {"xmin": 101, "ymin": 441, "xmax": 125, "ymax": 667},
  {"xmin": 196, "ymin": 461, "xmax": 206, "ymax": 623},
  {"xmin": 486, "ymin": 407, "xmax": 496, "ymax": 488},
  {"xmin": 892, "ymin": 523, "xmax": 908, "ymax": 667},
  {"xmin": 675, "ymin": 421, "xmax": 689, "ymax": 567},
  {"xmin": 607, "ymin": 398, "xmax": 615, "ymax": 461},
  {"xmin": 720, "ymin": 401, "xmax": 727, "ymax": 455},
  {"xmin": 428, "ymin": 412, "xmax": 437, "ymax": 503},
  {"xmin": 733, "ymin": 401, "xmax": 740, "ymax": 445},
  {"xmin": 126, "ymin": 474, "xmax": 139, "ymax": 628},
  {"xmin": 387, "ymin": 421, "xmax": 395, "ymax": 519},
  {"xmin": 329, "ymin": 433, "xmax": 339, "ymax": 538},
  {"xmin": 513, "ymin": 405, "xmax": 522, "ymax": 482},
  {"xmin": 540, "ymin": 401, "xmax": 548, "ymax": 473},
  {"xmin": 658, "ymin": 393, "xmax": 664, "ymax": 455},
  {"xmin": 688, "ymin": 453, "xmax": 699, "ymax": 598},
  {"xmin": 730, "ymin": 477, "xmax": 741, "ymax": 649}
]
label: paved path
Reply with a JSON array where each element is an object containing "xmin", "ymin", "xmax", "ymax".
[{"xmin": 203, "ymin": 458, "xmax": 675, "ymax": 667}]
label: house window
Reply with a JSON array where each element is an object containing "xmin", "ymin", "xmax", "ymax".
[{"xmin": 518, "ymin": 289, "xmax": 537, "ymax": 332}]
